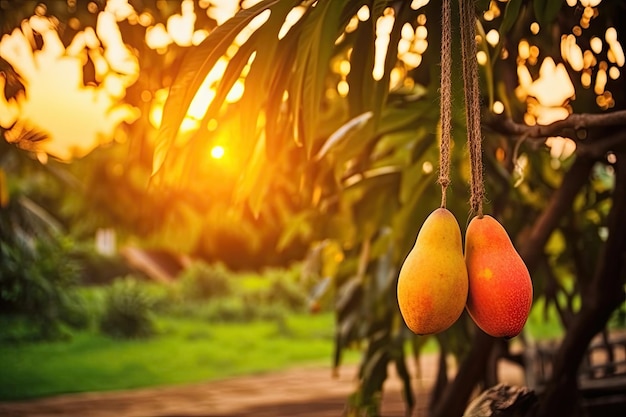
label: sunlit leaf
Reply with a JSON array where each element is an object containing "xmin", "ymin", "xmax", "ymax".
[
  {"xmin": 199, "ymin": 33, "xmax": 259, "ymax": 131},
  {"xmin": 316, "ymin": 111, "xmax": 374, "ymax": 160},
  {"xmin": 343, "ymin": 165, "xmax": 401, "ymax": 188},
  {"xmin": 371, "ymin": 131, "xmax": 416, "ymax": 161},
  {"xmin": 399, "ymin": 159, "xmax": 435, "ymax": 205},
  {"xmin": 153, "ymin": 0, "xmax": 282, "ymax": 176},
  {"xmin": 238, "ymin": 0, "xmax": 303, "ymax": 162},
  {"xmin": 265, "ymin": 29, "xmax": 300, "ymax": 158},
  {"xmin": 545, "ymin": 229, "xmax": 566, "ymax": 257},
  {"xmin": 346, "ymin": 13, "xmax": 376, "ymax": 117},
  {"xmin": 293, "ymin": 0, "xmax": 346, "ymax": 155},
  {"xmin": 276, "ymin": 210, "xmax": 315, "ymax": 252},
  {"xmin": 235, "ymin": 131, "xmax": 269, "ymax": 216},
  {"xmin": 370, "ymin": 1, "xmax": 414, "ymax": 131}
]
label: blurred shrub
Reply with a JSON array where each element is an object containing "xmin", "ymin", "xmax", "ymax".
[
  {"xmin": 262, "ymin": 267, "xmax": 307, "ymax": 311},
  {"xmin": 178, "ymin": 262, "xmax": 232, "ymax": 301},
  {"xmin": 0, "ymin": 235, "xmax": 87, "ymax": 341},
  {"xmin": 155, "ymin": 263, "xmax": 307, "ymax": 323},
  {"xmin": 71, "ymin": 245, "xmax": 138, "ymax": 285},
  {"xmin": 99, "ymin": 276, "xmax": 155, "ymax": 339},
  {"xmin": 75, "ymin": 285, "xmax": 107, "ymax": 329},
  {"xmin": 205, "ymin": 298, "xmax": 285, "ymax": 322},
  {"xmin": 166, "ymin": 295, "xmax": 286, "ymax": 323}
]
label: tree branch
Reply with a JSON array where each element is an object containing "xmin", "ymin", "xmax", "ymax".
[
  {"xmin": 576, "ymin": 128, "xmax": 626, "ymax": 158},
  {"xmin": 517, "ymin": 156, "xmax": 595, "ymax": 270},
  {"xmin": 537, "ymin": 151, "xmax": 626, "ymax": 417},
  {"xmin": 487, "ymin": 110, "xmax": 626, "ymax": 139}
]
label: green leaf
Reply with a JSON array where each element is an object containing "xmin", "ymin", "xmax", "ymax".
[
  {"xmin": 199, "ymin": 33, "xmax": 258, "ymax": 132},
  {"xmin": 234, "ymin": 131, "xmax": 269, "ymax": 216},
  {"xmin": 533, "ymin": 0, "xmax": 564, "ymax": 28},
  {"xmin": 499, "ymin": 0, "xmax": 523, "ymax": 35},
  {"xmin": 393, "ymin": 346, "xmax": 415, "ymax": 412},
  {"xmin": 348, "ymin": 173, "xmax": 400, "ymax": 239},
  {"xmin": 476, "ymin": 0, "xmax": 491, "ymax": 12},
  {"xmin": 346, "ymin": 13, "xmax": 375, "ymax": 117},
  {"xmin": 265, "ymin": 27, "xmax": 301, "ymax": 159},
  {"xmin": 378, "ymin": 104, "xmax": 431, "ymax": 136},
  {"xmin": 393, "ymin": 178, "xmax": 437, "ymax": 256},
  {"xmin": 292, "ymin": 0, "xmax": 346, "ymax": 156},
  {"xmin": 371, "ymin": 131, "xmax": 416, "ymax": 161},
  {"xmin": 276, "ymin": 211, "xmax": 314, "ymax": 252},
  {"xmin": 399, "ymin": 159, "xmax": 434, "ymax": 205},
  {"xmin": 237, "ymin": 0, "xmax": 303, "ymax": 162},
  {"xmin": 152, "ymin": 0, "xmax": 282, "ymax": 176},
  {"xmin": 370, "ymin": 1, "xmax": 411, "ymax": 130},
  {"xmin": 343, "ymin": 166, "xmax": 401, "ymax": 189},
  {"xmin": 316, "ymin": 111, "xmax": 374, "ymax": 160}
]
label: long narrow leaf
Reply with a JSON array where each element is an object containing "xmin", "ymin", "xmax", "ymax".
[
  {"xmin": 316, "ymin": 111, "xmax": 373, "ymax": 160},
  {"xmin": 237, "ymin": 0, "xmax": 302, "ymax": 164},
  {"xmin": 370, "ymin": 1, "xmax": 414, "ymax": 130},
  {"xmin": 152, "ymin": 0, "xmax": 281, "ymax": 176},
  {"xmin": 499, "ymin": 0, "xmax": 523, "ymax": 35},
  {"xmin": 296, "ymin": 0, "xmax": 346, "ymax": 156},
  {"xmin": 265, "ymin": 27, "xmax": 301, "ymax": 159},
  {"xmin": 199, "ymin": 32, "xmax": 259, "ymax": 131},
  {"xmin": 533, "ymin": 0, "xmax": 563, "ymax": 28},
  {"xmin": 346, "ymin": 15, "xmax": 376, "ymax": 117}
]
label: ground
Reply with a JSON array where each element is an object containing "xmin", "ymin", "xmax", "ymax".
[{"xmin": 0, "ymin": 353, "xmax": 525, "ymax": 417}]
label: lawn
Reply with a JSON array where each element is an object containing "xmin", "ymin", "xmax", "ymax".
[
  {"xmin": 0, "ymin": 298, "xmax": 566, "ymax": 402},
  {"xmin": 0, "ymin": 312, "xmax": 359, "ymax": 401}
]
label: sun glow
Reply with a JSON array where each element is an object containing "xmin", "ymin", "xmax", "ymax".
[
  {"xmin": 210, "ymin": 145, "xmax": 225, "ymax": 159},
  {"xmin": 0, "ymin": 12, "xmax": 139, "ymax": 161}
]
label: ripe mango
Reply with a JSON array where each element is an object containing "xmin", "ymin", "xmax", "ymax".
[
  {"xmin": 465, "ymin": 215, "xmax": 533, "ymax": 338},
  {"xmin": 397, "ymin": 208, "xmax": 469, "ymax": 335}
]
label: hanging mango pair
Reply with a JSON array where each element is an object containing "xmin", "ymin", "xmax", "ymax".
[{"xmin": 396, "ymin": 209, "xmax": 533, "ymax": 338}]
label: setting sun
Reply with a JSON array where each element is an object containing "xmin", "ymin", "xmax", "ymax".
[{"xmin": 210, "ymin": 145, "xmax": 225, "ymax": 159}]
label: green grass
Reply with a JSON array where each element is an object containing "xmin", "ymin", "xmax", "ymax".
[
  {"xmin": 525, "ymin": 298, "xmax": 565, "ymax": 341},
  {"xmin": 0, "ymin": 297, "xmax": 572, "ymax": 402},
  {"xmin": 0, "ymin": 312, "xmax": 358, "ymax": 401}
]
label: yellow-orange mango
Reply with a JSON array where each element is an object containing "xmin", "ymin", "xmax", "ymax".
[
  {"xmin": 465, "ymin": 215, "xmax": 533, "ymax": 338},
  {"xmin": 397, "ymin": 208, "xmax": 468, "ymax": 335}
]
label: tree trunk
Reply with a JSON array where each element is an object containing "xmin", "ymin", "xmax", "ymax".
[
  {"xmin": 464, "ymin": 383, "xmax": 538, "ymax": 417},
  {"xmin": 431, "ymin": 329, "xmax": 496, "ymax": 417},
  {"xmin": 428, "ymin": 341, "xmax": 449, "ymax": 414},
  {"xmin": 537, "ymin": 152, "xmax": 626, "ymax": 417}
]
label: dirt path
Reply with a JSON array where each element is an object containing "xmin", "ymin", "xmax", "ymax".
[{"xmin": 0, "ymin": 353, "xmax": 525, "ymax": 417}]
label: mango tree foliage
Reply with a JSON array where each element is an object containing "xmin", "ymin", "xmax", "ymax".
[
  {"xmin": 153, "ymin": 0, "xmax": 626, "ymax": 416},
  {"xmin": 1, "ymin": 0, "xmax": 626, "ymax": 416}
]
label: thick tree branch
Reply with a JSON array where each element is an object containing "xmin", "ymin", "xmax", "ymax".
[
  {"xmin": 433, "ymin": 155, "xmax": 594, "ymax": 417},
  {"xmin": 576, "ymin": 129, "xmax": 626, "ymax": 158},
  {"xmin": 431, "ymin": 329, "xmax": 496, "ymax": 417},
  {"xmin": 537, "ymin": 152, "xmax": 626, "ymax": 417},
  {"xmin": 518, "ymin": 156, "xmax": 595, "ymax": 270},
  {"xmin": 485, "ymin": 112, "xmax": 626, "ymax": 160},
  {"xmin": 487, "ymin": 110, "xmax": 626, "ymax": 139}
]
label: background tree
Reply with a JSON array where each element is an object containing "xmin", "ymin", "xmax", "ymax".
[{"xmin": 0, "ymin": 0, "xmax": 311, "ymax": 269}]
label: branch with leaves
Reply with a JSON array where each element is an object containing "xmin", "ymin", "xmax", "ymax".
[{"xmin": 486, "ymin": 111, "xmax": 626, "ymax": 157}]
